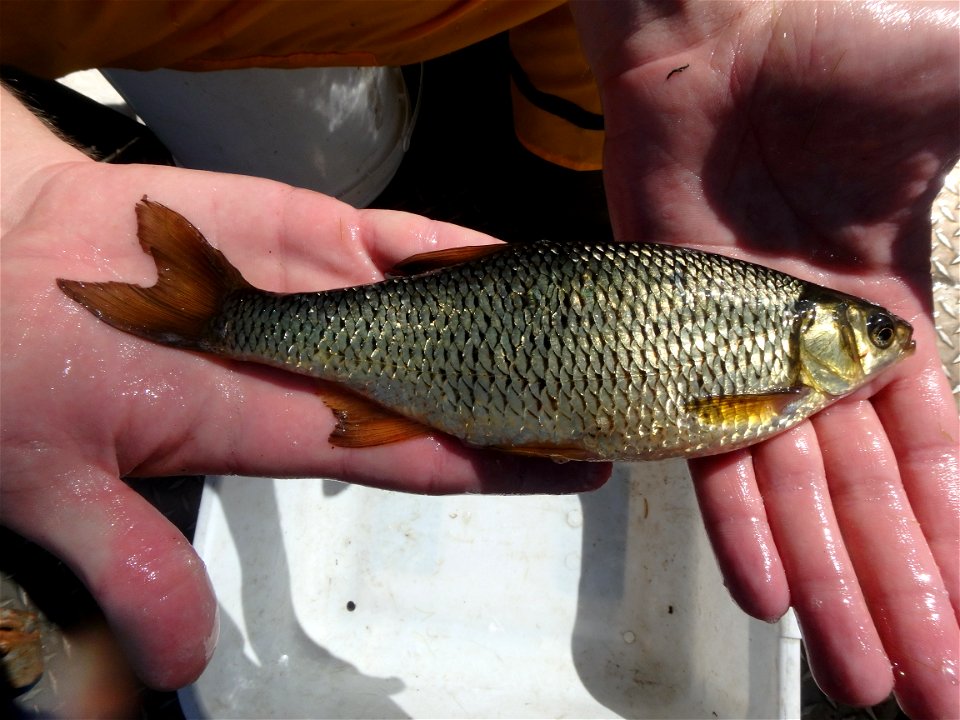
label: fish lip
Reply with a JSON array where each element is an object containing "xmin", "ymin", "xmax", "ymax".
[{"xmin": 896, "ymin": 318, "xmax": 915, "ymax": 356}]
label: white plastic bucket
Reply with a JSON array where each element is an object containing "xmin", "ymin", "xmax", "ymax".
[
  {"xmin": 179, "ymin": 464, "xmax": 800, "ymax": 718},
  {"xmin": 103, "ymin": 66, "xmax": 413, "ymax": 208}
]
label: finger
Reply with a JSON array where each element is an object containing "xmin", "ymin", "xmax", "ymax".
[
  {"xmin": 203, "ymin": 185, "xmax": 503, "ymax": 291},
  {"xmin": 121, "ymin": 359, "xmax": 611, "ymax": 493},
  {"xmin": 873, "ymin": 353, "xmax": 959, "ymax": 621},
  {"xmin": 814, "ymin": 400, "xmax": 960, "ymax": 720},
  {"xmin": 255, "ymin": 195, "xmax": 608, "ymax": 492},
  {"xmin": 54, "ymin": 170, "xmax": 502, "ymax": 293},
  {"xmin": 90, "ymin": 184, "xmax": 611, "ymax": 493},
  {"xmin": 1, "ymin": 460, "xmax": 218, "ymax": 690},
  {"xmin": 752, "ymin": 423, "xmax": 893, "ymax": 707},
  {"xmin": 688, "ymin": 450, "xmax": 789, "ymax": 622}
]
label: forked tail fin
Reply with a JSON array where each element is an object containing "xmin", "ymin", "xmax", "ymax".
[{"xmin": 57, "ymin": 198, "xmax": 253, "ymax": 349}]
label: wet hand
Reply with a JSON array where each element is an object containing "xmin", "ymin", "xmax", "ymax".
[
  {"xmin": 572, "ymin": 1, "xmax": 959, "ymax": 715},
  {"xmin": 0, "ymin": 89, "xmax": 609, "ymax": 688}
]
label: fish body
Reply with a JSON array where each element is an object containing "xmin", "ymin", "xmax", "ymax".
[{"xmin": 58, "ymin": 200, "xmax": 915, "ymax": 461}]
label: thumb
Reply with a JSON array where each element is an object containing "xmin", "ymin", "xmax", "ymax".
[{"xmin": 2, "ymin": 462, "xmax": 218, "ymax": 689}]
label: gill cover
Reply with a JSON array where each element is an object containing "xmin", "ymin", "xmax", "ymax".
[{"xmin": 797, "ymin": 292, "xmax": 914, "ymax": 397}]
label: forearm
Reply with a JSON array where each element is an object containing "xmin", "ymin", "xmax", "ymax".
[{"xmin": 1, "ymin": 85, "xmax": 92, "ymax": 233}]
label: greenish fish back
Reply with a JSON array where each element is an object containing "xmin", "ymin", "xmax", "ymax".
[
  {"xmin": 210, "ymin": 241, "xmax": 816, "ymax": 459},
  {"xmin": 59, "ymin": 200, "xmax": 912, "ymax": 462}
]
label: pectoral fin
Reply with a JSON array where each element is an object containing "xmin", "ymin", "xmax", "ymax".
[
  {"xmin": 688, "ymin": 388, "xmax": 810, "ymax": 428},
  {"xmin": 318, "ymin": 384, "xmax": 433, "ymax": 447},
  {"xmin": 389, "ymin": 244, "xmax": 508, "ymax": 276}
]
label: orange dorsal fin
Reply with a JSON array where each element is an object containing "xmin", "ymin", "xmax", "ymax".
[
  {"xmin": 318, "ymin": 384, "xmax": 433, "ymax": 447},
  {"xmin": 57, "ymin": 198, "xmax": 252, "ymax": 348},
  {"xmin": 388, "ymin": 243, "xmax": 508, "ymax": 276},
  {"xmin": 687, "ymin": 388, "xmax": 810, "ymax": 428}
]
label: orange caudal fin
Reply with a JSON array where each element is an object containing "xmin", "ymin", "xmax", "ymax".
[{"xmin": 57, "ymin": 198, "xmax": 252, "ymax": 349}]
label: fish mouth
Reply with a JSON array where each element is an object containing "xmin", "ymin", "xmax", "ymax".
[{"xmin": 897, "ymin": 320, "xmax": 916, "ymax": 356}]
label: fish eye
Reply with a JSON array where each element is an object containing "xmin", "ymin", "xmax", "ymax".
[{"xmin": 867, "ymin": 311, "xmax": 896, "ymax": 349}]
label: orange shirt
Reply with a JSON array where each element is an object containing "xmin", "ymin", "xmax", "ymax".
[{"xmin": 1, "ymin": 0, "xmax": 603, "ymax": 170}]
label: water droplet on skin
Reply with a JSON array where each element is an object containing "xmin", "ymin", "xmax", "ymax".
[
  {"xmin": 338, "ymin": 222, "xmax": 382, "ymax": 284},
  {"xmin": 941, "ymin": 659, "xmax": 958, "ymax": 684},
  {"xmin": 205, "ymin": 603, "xmax": 220, "ymax": 662}
]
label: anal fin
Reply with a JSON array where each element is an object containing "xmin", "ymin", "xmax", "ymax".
[
  {"xmin": 318, "ymin": 384, "xmax": 433, "ymax": 448},
  {"xmin": 492, "ymin": 443, "xmax": 600, "ymax": 463}
]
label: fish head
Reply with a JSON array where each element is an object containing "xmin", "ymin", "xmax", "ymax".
[{"xmin": 797, "ymin": 290, "xmax": 914, "ymax": 397}]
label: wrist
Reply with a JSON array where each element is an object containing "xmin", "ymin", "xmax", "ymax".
[{"xmin": 1, "ymin": 85, "xmax": 93, "ymax": 232}]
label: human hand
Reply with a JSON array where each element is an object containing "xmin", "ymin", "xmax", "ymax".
[
  {"xmin": 571, "ymin": 1, "xmax": 959, "ymax": 716},
  {"xmin": 0, "ymin": 89, "xmax": 609, "ymax": 689}
]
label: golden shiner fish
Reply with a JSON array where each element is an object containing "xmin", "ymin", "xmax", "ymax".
[{"xmin": 58, "ymin": 200, "xmax": 914, "ymax": 461}]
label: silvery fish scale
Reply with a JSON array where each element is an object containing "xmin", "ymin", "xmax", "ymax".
[{"xmin": 214, "ymin": 241, "xmax": 818, "ymax": 459}]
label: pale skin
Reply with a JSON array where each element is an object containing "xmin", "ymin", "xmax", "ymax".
[
  {"xmin": 1, "ymin": 95, "xmax": 614, "ymax": 688},
  {"xmin": 1, "ymin": 1, "xmax": 957, "ymax": 718},
  {"xmin": 571, "ymin": 0, "xmax": 959, "ymax": 716}
]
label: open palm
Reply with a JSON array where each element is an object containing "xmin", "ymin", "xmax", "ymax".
[
  {"xmin": 0, "ymin": 153, "xmax": 609, "ymax": 688},
  {"xmin": 573, "ymin": 1, "xmax": 959, "ymax": 715}
]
